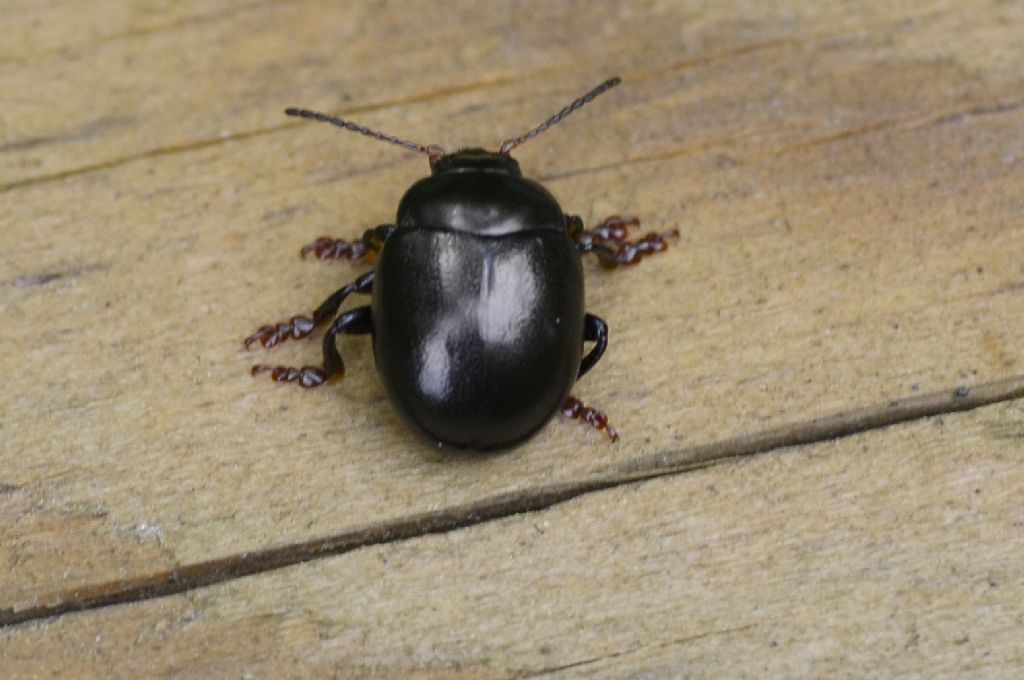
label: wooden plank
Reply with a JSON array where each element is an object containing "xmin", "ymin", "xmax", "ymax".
[
  {"xmin": 3, "ymin": 0, "xmax": 1024, "ymax": 618},
  {"xmin": 1, "ymin": 1, "xmax": 234, "ymax": 57},
  {"xmin": 3, "ymin": 400, "xmax": 1022, "ymax": 677}
]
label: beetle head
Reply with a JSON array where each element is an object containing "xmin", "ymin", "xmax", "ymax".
[
  {"xmin": 284, "ymin": 77, "xmax": 620, "ymax": 170},
  {"xmin": 429, "ymin": 148, "xmax": 521, "ymax": 176}
]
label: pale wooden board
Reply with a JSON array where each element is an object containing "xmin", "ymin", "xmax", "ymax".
[
  {"xmin": 3, "ymin": 0, "xmax": 1024, "ymax": 622},
  {"xmin": 3, "ymin": 400, "xmax": 1023, "ymax": 677}
]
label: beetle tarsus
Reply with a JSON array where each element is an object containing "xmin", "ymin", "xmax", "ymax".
[
  {"xmin": 251, "ymin": 364, "xmax": 330, "ymax": 388},
  {"xmin": 244, "ymin": 272, "xmax": 375, "ymax": 350},
  {"xmin": 301, "ymin": 236, "xmax": 371, "ymax": 262},
  {"xmin": 561, "ymin": 395, "xmax": 619, "ymax": 442},
  {"xmin": 587, "ymin": 214, "xmax": 641, "ymax": 242},
  {"xmin": 571, "ymin": 214, "xmax": 680, "ymax": 267},
  {"xmin": 244, "ymin": 315, "xmax": 317, "ymax": 349},
  {"xmin": 300, "ymin": 224, "xmax": 396, "ymax": 262}
]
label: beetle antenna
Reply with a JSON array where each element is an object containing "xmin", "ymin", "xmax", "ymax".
[
  {"xmin": 285, "ymin": 108, "xmax": 446, "ymax": 163},
  {"xmin": 499, "ymin": 77, "xmax": 621, "ymax": 155}
]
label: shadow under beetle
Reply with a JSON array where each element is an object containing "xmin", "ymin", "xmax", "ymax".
[{"xmin": 245, "ymin": 77, "xmax": 678, "ymax": 451}]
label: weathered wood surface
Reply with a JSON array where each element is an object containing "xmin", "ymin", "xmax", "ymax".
[
  {"xmin": 4, "ymin": 401, "xmax": 1023, "ymax": 677},
  {"xmin": 2, "ymin": 0, "xmax": 1023, "ymax": 674}
]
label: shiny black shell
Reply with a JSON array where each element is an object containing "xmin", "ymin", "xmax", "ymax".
[{"xmin": 371, "ymin": 150, "xmax": 584, "ymax": 450}]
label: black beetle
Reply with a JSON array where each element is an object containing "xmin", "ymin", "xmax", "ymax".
[{"xmin": 245, "ymin": 77, "xmax": 678, "ymax": 450}]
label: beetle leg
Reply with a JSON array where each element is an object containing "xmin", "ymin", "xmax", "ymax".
[
  {"xmin": 561, "ymin": 395, "xmax": 619, "ymax": 442},
  {"xmin": 252, "ymin": 306, "xmax": 372, "ymax": 388},
  {"xmin": 244, "ymin": 271, "xmax": 374, "ymax": 349},
  {"xmin": 575, "ymin": 214, "xmax": 640, "ymax": 244},
  {"xmin": 568, "ymin": 214, "xmax": 680, "ymax": 268},
  {"xmin": 300, "ymin": 224, "xmax": 396, "ymax": 263},
  {"xmin": 321, "ymin": 305, "xmax": 373, "ymax": 380},
  {"xmin": 250, "ymin": 363, "xmax": 330, "ymax": 388},
  {"xmin": 578, "ymin": 313, "xmax": 608, "ymax": 378}
]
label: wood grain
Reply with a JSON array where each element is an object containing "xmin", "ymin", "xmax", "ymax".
[
  {"xmin": 3, "ymin": 400, "xmax": 1022, "ymax": 677},
  {"xmin": 2, "ymin": 0, "xmax": 1023, "ymax": 666}
]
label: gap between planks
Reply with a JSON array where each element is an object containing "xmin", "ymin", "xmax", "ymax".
[{"xmin": 2, "ymin": 374, "xmax": 1024, "ymax": 628}]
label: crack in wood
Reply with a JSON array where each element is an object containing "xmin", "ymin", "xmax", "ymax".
[
  {"xmin": 0, "ymin": 116, "xmax": 136, "ymax": 154},
  {"xmin": 0, "ymin": 1, "xmax": 279, "ymax": 64},
  {"xmin": 0, "ymin": 75, "xmax": 516, "ymax": 194},
  {"xmin": 5, "ymin": 62, "xmax": 1019, "ymax": 195},
  {"xmin": 0, "ymin": 262, "xmax": 112, "ymax": 288},
  {"xmin": 0, "ymin": 124, "xmax": 294, "ymax": 194},
  {"xmin": 518, "ymin": 623, "xmax": 758, "ymax": 677},
  {"xmin": 539, "ymin": 96, "xmax": 1024, "ymax": 182},
  {"xmin": 769, "ymin": 98, "xmax": 1024, "ymax": 157},
  {"xmin": 2, "ymin": 375, "xmax": 1023, "ymax": 629}
]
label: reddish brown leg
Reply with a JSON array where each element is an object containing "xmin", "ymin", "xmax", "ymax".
[
  {"xmin": 251, "ymin": 364, "xmax": 328, "ymax": 388},
  {"xmin": 244, "ymin": 315, "xmax": 317, "ymax": 350},
  {"xmin": 244, "ymin": 271, "xmax": 374, "ymax": 349},
  {"xmin": 252, "ymin": 306, "xmax": 372, "ymax": 389},
  {"xmin": 561, "ymin": 395, "xmax": 619, "ymax": 442},
  {"xmin": 568, "ymin": 214, "xmax": 680, "ymax": 267},
  {"xmin": 300, "ymin": 224, "xmax": 395, "ymax": 263},
  {"xmin": 301, "ymin": 237, "xmax": 370, "ymax": 262},
  {"xmin": 581, "ymin": 214, "xmax": 641, "ymax": 243}
]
